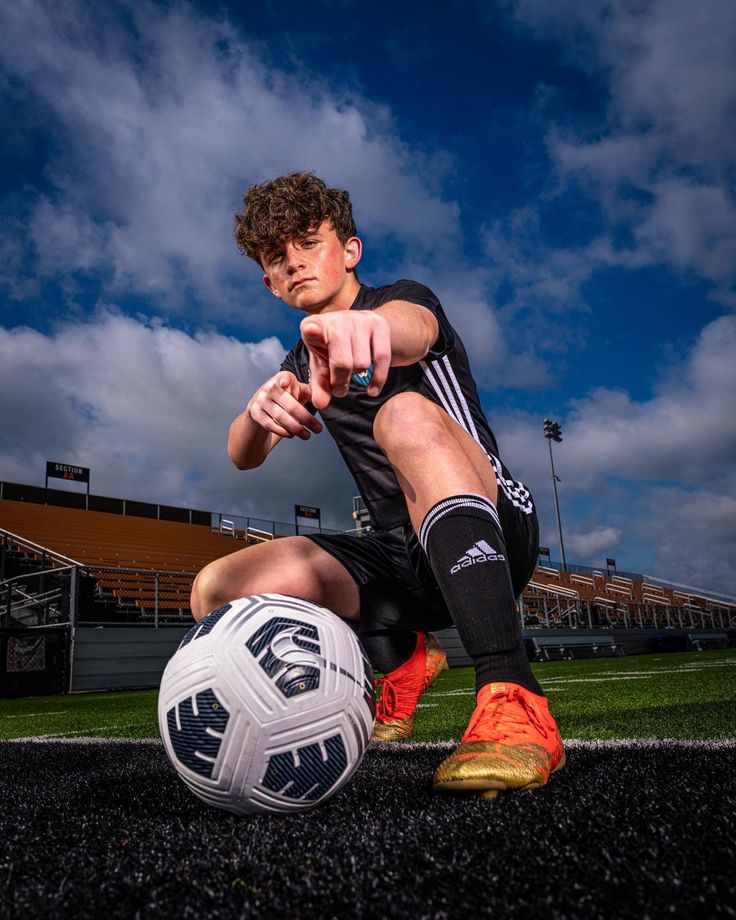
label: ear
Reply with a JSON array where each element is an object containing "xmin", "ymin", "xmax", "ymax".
[
  {"xmin": 343, "ymin": 236, "xmax": 362, "ymax": 271},
  {"xmin": 263, "ymin": 273, "xmax": 282, "ymax": 299}
]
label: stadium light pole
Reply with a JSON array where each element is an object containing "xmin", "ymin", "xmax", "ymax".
[{"xmin": 543, "ymin": 419, "xmax": 567, "ymax": 573}]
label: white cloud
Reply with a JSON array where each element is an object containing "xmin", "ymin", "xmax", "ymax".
[
  {"xmin": 494, "ymin": 314, "xmax": 736, "ymax": 591},
  {"xmin": 636, "ymin": 487, "xmax": 736, "ymax": 594},
  {"xmin": 0, "ymin": 0, "xmax": 534, "ymax": 387},
  {"xmin": 562, "ymin": 315, "xmax": 736, "ymax": 484},
  {"xmin": 1, "ymin": 309, "xmax": 734, "ymax": 591},
  {"xmin": 507, "ymin": 0, "xmax": 736, "ymax": 302},
  {"xmin": 501, "ymin": 316, "xmax": 736, "ymax": 487},
  {"xmin": 566, "ymin": 526, "xmax": 621, "ymax": 563},
  {"xmin": 0, "ymin": 0, "xmax": 459, "ymax": 314},
  {"xmin": 633, "ymin": 181, "xmax": 736, "ymax": 301},
  {"xmin": 404, "ymin": 255, "xmax": 552, "ymax": 389},
  {"xmin": 0, "ymin": 1, "xmax": 530, "ymax": 384},
  {"xmin": 0, "ymin": 313, "xmax": 356, "ymax": 529}
]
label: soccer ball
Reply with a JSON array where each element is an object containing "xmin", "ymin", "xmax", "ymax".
[{"xmin": 158, "ymin": 594, "xmax": 375, "ymax": 815}]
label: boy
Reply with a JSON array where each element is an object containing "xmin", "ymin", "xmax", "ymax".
[{"xmin": 191, "ymin": 173, "xmax": 565, "ymax": 798}]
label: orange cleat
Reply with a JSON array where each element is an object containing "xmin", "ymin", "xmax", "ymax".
[
  {"xmin": 432, "ymin": 682, "xmax": 565, "ymax": 798},
  {"xmin": 371, "ymin": 632, "xmax": 449, "ymax": 742}
]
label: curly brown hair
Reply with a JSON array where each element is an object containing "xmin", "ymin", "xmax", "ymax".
[{"xmin": 234, "ymin": 172, "xmax": 357, "ymax": 265}]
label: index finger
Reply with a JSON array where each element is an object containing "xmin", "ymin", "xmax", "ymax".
[
  {"xmin": 300, "ymin": 318, "xmax": 328, "ymax": 356},
  {"xmin": 278, "ymin": 389, "xmax": 323, "ymax": 433}
]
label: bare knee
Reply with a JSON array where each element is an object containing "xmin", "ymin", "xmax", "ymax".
[
  {"xmin": 373, "ymin": 391, "xmax": 451, "ymax": 457},
  {"xmin": 190, "ymin": 562, "xmax": 229, "ymax": 622},
  {"xmin": 190, "ymin": 551, "xmax": 269, "ymax": 622},
  {"xmin": 189, "ymin": 537, "xmax": 360, "ymax": 623},
  {"xmin": 373, "ymin": 391, "xmax": 498, "ymax": 517}
]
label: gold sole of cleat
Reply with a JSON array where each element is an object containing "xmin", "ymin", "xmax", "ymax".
[
  {"xmin": 371, "ymin": 714, "xmax": 415, "ymax": 743},
  {"xmin": 482, "ymin": 782, "xmax": 541, "ymax": 800},
  {"xmin": 434, "ymin": 752, "xmax": 567, "ymax": 798}
]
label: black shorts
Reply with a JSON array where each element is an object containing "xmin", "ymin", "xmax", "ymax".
[{"xmin": 307, "ymin": 485, "xmax": 539, "ymax": 634}]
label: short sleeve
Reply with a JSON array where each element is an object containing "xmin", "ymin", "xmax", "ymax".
[
  {"xmin": 280, "ymin": 347, "xmax": 297, "ymax": 376},
  {"xmin": 382, "ymin": 279, "xmax": 455, "ymax": 358}
]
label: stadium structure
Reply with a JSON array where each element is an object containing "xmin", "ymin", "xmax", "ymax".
[
  {"xmin": 1, "ymin": 478, "xmax": 733, "ymax": 698},
  {"xmin": 2, "ymin": 479, "xmax": 735, "ymax": 919}
]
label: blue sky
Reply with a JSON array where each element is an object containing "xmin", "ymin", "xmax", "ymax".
[{"xmin": 1, "ymin": 0, "xmax": 735, "ymax": 593}]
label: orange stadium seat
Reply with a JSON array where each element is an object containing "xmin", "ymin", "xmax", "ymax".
[{"xmin": 0, "ymin": 499, "xmax": 261, "ymax": 620}]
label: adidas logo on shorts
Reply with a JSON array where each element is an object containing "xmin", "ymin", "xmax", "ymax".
[{"xmin": 451, "ymin": 540, "xmax": 506, "ymax": 574}]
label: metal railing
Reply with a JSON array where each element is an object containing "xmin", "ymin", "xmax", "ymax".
[
  {"xmin": 519, "ymin": 596, "xmax": 735, "ymax": 631},
  {"xmin": 1, "ymin": 565, "xmax": 76, "ymax": 629},
  {"xmin": 537, "ymin": 558, "xmax": 736, "ymax": 606},
  {"xmin": 1, "ymin": 530, "xmax": 82, "ymax": 570},
  {"xmin": 0, "ymin": 480, "xmax": 344, "ymax": 539},
  {"xmin": 86, "ymin": 565, "xmax": 195, "ymax": 627},
  {"xmin": 211, "ymin": 512, "xmax": 340, "ymax": 540},
  {"xmin": 1, "ymin": 528, "xmax": 734, "ymax": 633}
]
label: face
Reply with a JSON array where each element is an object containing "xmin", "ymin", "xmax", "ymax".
[{"xmin": 261, "ymin": 221, "xmax": 362, "ymax": 313}]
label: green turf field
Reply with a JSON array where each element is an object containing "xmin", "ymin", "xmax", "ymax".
[{"xmin": 2, "ymin": 649, "xmax": 735, "ymax": 742}]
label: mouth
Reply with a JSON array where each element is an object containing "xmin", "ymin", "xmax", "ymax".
[{"xmin": 290, "ymin": 278, "xmax": 315, "ymax": 292}]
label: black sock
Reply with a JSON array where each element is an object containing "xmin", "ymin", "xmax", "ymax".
[
  {"xmin": 356, "ymin": 580, "xmax": 425, "ymax": 674},
  {"xmin": 358, "ymin": 629, "xmax": 418, "ymax": 674},
  {"xmin": 419, "ymin": 493, "xmax": 542, "ymax": 696}
]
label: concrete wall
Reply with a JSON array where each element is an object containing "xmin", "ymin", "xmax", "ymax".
[
  {"xmin": 70, "ymin": 625, "xmax": 470, "ymax": 692},
  {"xmin": 70, "ymin": 624, "xmax": 725, "ymax": 692},
  {"xmin": 72, "ymin": 626, "xmax": 188, "ymax": 691},
  {"xmin": 438, "ymin": 627, "xmax": 670, "ymax": 667},
  {"xmin": 435, "ymin": 628, "xmax": 472, "ymax": 667}
]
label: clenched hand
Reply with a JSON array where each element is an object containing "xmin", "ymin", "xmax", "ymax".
[{"xmin": 300, "ymin": 311, "xmax": 391, "ymax": 410}]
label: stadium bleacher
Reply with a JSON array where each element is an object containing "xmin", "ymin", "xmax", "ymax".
[
  {"xmin": 2, "ymin": 492, "xmax": 735, "ymax": 635},
  {"xmin": 0, "ymin": 498, "xmax": 254, "ymax": 621},
  {"xmin": 519, "ymin": 562, "xmax": 735, "ymax": 635}
]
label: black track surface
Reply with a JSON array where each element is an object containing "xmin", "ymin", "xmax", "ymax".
[{"xmin": 1, "ymin": 740, "xmax": 735, "ymax": 919}]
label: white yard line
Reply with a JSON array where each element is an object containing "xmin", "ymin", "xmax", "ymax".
[
  {"xmin": 421, "ymin": 659, "xmax": 736, "ymax": 697},
  {"xmin": 426, "ymin": 674, "xmax": 656, "ymax": 695},
  {"xmin": 564, "ymin": 738, "xmax": 736, "ymax": 750},
  {"xmin": 5, "ymin": 711, "xmax": 67, "ymax": 718},
  {"xmin": 4, "ymin": 735, "xmax": 162, "ymax": 744},
  {"xmin": 5, "ymin": 723, "xmax": 150, "ymax": 741},
  {"xmin": 541, "ymin": 662, "xmax": 736, "ymax": 683},
  {"xmin": 539, "ymin": 676, "xmax": 654, "ymax": 685},
  {"xmin": 373, "ymin": 738, "xmax": 736, "ymax": 751},
  {"xmin": 4, "ymin": 736, "xmax": 735, "ymax": 748}
]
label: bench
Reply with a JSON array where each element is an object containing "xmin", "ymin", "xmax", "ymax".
[
  {"xmin": 531, "ymin": 634, "xmax": 625, "ymax": 661},
  {"xmin": 570, "ymin": 574, "xmax": 595, "ymax": 590},
  {"xmin": 642, "ymin": 593, "xmax": 670, "ymax": 605},
  {"xmin": 528, "ymin": 580, "xmax": 580, "ymax": 600},
  {"xmin": 687, "ymin": 632, "xmax": 729, "ymax": 651},
  {"xmin": 536, "ymin": 566, "xmax": 561, "ymax": 579},
  {"xmin": 605, "ymin": 582, "xmax": 632, "ymax": 599},
  {"xmin": 673, "ymin": 591, "xmax": 696, "ymax": 604}
]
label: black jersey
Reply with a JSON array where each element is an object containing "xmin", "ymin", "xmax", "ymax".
[{"xmin": 281, "ymin": 279, "xmax": 533, "ymax": 528}]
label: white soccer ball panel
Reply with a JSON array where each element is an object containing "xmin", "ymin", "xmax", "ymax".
[{"xmin": 157, "ymin": 594, "xmax": 375, "ymax": 815}]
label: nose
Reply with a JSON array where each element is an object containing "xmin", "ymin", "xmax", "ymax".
[{"xmin": 284, "ymin": 243, "xmax": 304, "ymax": 274}]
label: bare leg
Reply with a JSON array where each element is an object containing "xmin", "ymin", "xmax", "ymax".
[
  {"xmin": 373, "ymin": 390, "xmax": 540, "ymax": 695},
  {"xmin": 373, "ymin": 391, "xmax": 498, "ymax": 522},
  {"xmin": 190, "ymin": 536, "xmax": 360, "ymax": 623}
]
